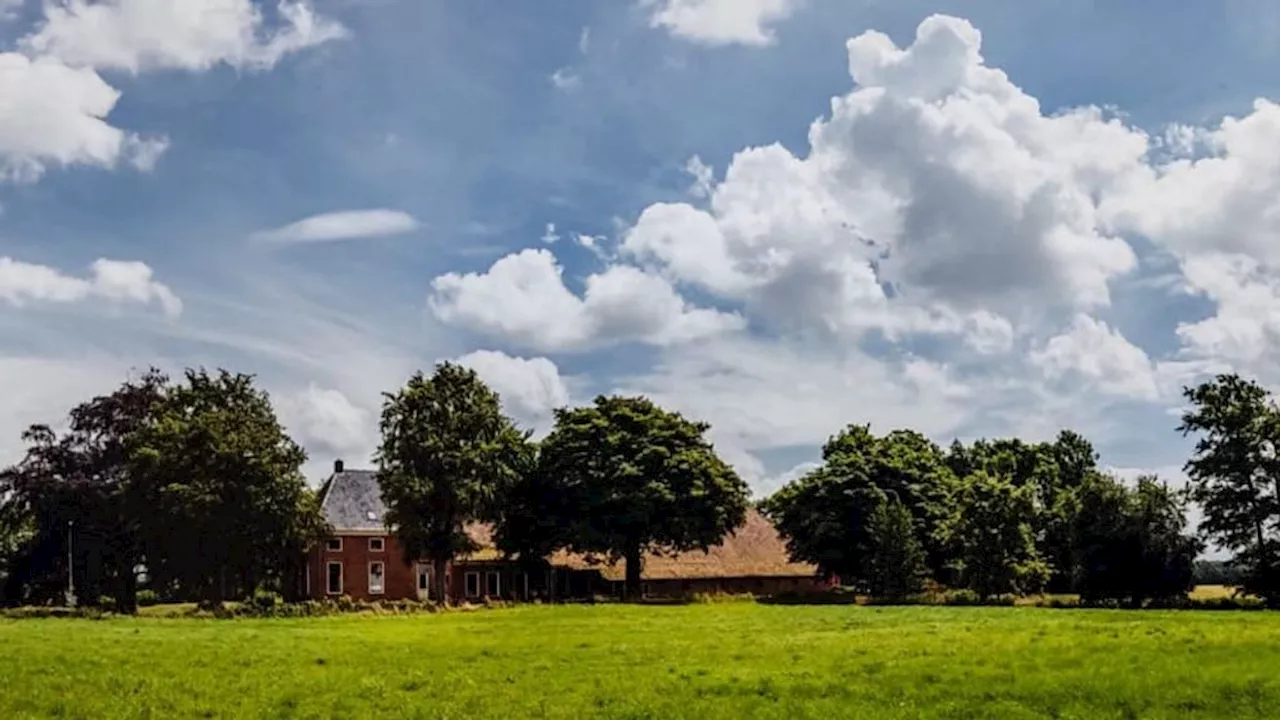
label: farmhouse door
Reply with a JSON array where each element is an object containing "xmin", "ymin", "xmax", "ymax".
[{"xmin": 416, "ymin": 564, "xmax": 431, "ymax": 601}]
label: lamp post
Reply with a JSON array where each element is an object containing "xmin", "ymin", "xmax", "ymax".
[{"xmin": 65, "ymin": 520, "xmax": 76, "ymax": 608}]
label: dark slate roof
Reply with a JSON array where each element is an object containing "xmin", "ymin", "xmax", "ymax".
[{"xmin": 318, "ymin": 470, "xmax": 388, "ymax": 531}]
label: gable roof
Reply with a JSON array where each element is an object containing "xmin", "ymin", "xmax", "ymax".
[
  {"xmin": 318, "ymin": 469, "xmax": 387, "ymax": 532},
  {"xmin": 319, "ymin": 468, "xmax": 817, "ymax": 580}
]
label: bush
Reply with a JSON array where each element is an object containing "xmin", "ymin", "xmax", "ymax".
[
  {"xmin": 251, "ymin": 590, "xmax": 282, "ymax": 611},
  {"xmin": 136, "ymin": 589, "xmax": 159, "ymax": 607},
  {"xmin": 940, "ymin": 589, "xmax": 1015, "ymax": 607}
]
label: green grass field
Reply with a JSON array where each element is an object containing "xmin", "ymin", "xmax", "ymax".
[{"xmin": 3, "ymin": 603, "xmax": 1280, "ymax": 719}]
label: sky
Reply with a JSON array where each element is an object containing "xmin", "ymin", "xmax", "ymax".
[{"xmin": 6, "ymin": 0, "xmax": 1280, "ymax": 503}]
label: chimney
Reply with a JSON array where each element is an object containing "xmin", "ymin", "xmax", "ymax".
[{"xmin": 333, "ymin": 459, "xmax": 344, "ymax": 474}]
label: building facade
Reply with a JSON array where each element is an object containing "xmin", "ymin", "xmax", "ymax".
[{"xmin": 307, "ymin": 462, "xmax": 830, "ymax": 603}]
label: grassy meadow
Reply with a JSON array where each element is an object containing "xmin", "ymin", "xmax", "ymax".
[{"xmin": 3, "ymin": 602, "xmax": 1280, "ymax": 719}]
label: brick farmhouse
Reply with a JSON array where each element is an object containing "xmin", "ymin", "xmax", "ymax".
[{"xmin": 306, "ymin": 462, "xmax": 831, "ymax": 603}]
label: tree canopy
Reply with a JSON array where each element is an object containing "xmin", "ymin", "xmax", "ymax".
[
  {"xmin": 376, "ymin": 363, "xmax": 532, "ymax": 603},
  {"xmin": 537, "ymin": 395, "xmax": 749, "ymax": 599}
]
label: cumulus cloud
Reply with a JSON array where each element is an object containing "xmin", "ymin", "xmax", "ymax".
[
  {"xmin": 1031, "ymin": 314, "xmax": 1159, "ymax": 401},
  {"xmin": 252, "ymin": 209, "xmax": 420, "ymax": 244},
  {"xmin": 623, "ymin": 15, "xmax": 1147, "ymax": 341},
  {"xmin": 0, "ymin": 54, "xmax": 167, "ymax": 181},
  {"xmin": 455, "ymin": 350, "xmax": 571, "ymax": 435},
  {"xmin": 278, "ymin": 384, "xmax": 372, "ymax": 458},
  {"xmin": 0, "ymin": 257, "xmax": 181, "ymax": 317},
  {"xmin": 642, "ymin": 0, "xmax": 800, "ymax": 47},
  {"xmin": 20, "ymin": 0, "xmax": 346, "ymax": 73},
  {"xmin": 429, "ymin": 248, "xmax": 745, "ymax": 352}
]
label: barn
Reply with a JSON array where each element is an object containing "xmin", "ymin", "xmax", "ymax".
[{"xmin": 306, "ymin": 462, "xmax": 830, "ymax": 603}]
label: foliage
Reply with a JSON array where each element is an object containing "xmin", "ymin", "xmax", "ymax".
[
  {"xmin": 1071, "ymin": 474, "xmax": 1199, "ymax": 604},
  {"xmin": 0, "ymin": 369, "xmax": 170, "ymax": 610},
  {"xmin": 136, "ymin": 589, "xmax": 159, "ymax": 607},
  {"xmin": 939, "ymin": 471, "xmax": 1049, "ymax": 598},
  {"xmin": 376, "ymin": 363, "xmax": 532, "ymax": 603},
  {"xmin": 1194, "ymin": 560, "xmax": 1247, "ymax": 586},
  {"xmin": 762, "ymin": 425, "xmax": 954, "ymax": 590},
  {"xmin": 538, "ymin": 395, "xmax": 750, "ymax": 599},
  {"xmin": 865, "ymin": 497, "xmax": 928, "ymax": 601},
  {"xmin": 1179, "ymin": 373, "xmax": 1280, "ymax": 604},
  {"xmin": 130, "ymin": 369, "xmax": 327, "ymax": 604}
]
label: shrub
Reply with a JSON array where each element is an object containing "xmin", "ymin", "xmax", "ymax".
[
  {"xmin": 251, "ymin": 590, "xmax": 282, "ymax": 611},
  {"xmin": 136, "ymin": 590, "xmax": 159, "ymax": 607}
]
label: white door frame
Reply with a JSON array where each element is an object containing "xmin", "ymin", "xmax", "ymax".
[{"xmin": 415, "ymin": 563, "xmax": 431, "ymax": 601}]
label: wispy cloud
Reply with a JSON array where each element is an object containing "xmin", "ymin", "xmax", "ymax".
[{"xmin": 251, "ymin": 209, "xmax": 421, "ymax": 245}]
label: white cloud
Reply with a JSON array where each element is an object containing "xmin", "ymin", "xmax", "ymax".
[
  {"xmin": 623, "ymin": 15, "xmax": 1147, "ymax": 341},
  {"xmin": 1031, "ymin": 314, "xmax": 1159, "ymax": 400},
  {"xmin": 252, "ymin": 209, "xmax": 420, "ymax": 244},
  {"xmin": 429, "ymin": 248, "xmax": 744, "ymax": 352},
  {"xmin": 1, "ymin": 0, "xmax": 23, "ymax": 22},
  {"xmin": 0, "ymin": 53, "xmax": 167, "ymax": 181},
  {"xmin": 0, "ymin": 257, "xmax": 181, "ymax": 317},
  {"xmin": 455, "ymin": 350, "xmax": 571, "ymax": 435},
  {"xmin": 0, "ymin": 356, "xmax": 134, "ymax": 467},
  {"xmin": 278, "ymin": 384, "xmax": 372, "ymax": 459},
  {"xmin": 550, "ymin": 67, "xmax": 580, "ymax": 91},
  {"xmin": 643, "ymin": 0, "xmax": 800, "ymax": 47},
  {"xmin": 20, "ymin": 0, "xmax": 346, "ymax": 73}
]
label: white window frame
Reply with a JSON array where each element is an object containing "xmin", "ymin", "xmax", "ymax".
[
  {"xmin": 486, "ymin": 571, "xmax": 501, "ymax": 598},
  {"xmin": 326, "ymin": 538, "xmax": 342, "ymax": 552},
  {"xmin": 326, "ymin": 561, "xmax": 343, "ymax": 595},
  {"xmin": 368, "ymin": 537, "xmax": 385, "ymax": 552},
  {"xmin": 464, "ymin": 571, "xmax": 480, "ymax": 598},
  {"xmin": 368, "ymin": 561, "xmax": 385, "ymax": 595}
]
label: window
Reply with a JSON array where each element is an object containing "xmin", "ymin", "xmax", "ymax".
[
  {"xmin": 326, "ymin": 561, "xmax": 343, "ymax": 595},
  {"xmin": 464, "ymin": 571, "xmax": 480, "ymax": 598},
  {"xmin": 369, "ymin": 537, "xmax": 385, "ymax": 552},
  {"xmin": 486, "ymin": 571, "xmax": 501, "ymax": 598},
  {"xmin": 368, "ymin": 561, "xmax": 385, "ymax": 595},
  {"xmin": 417, "ymin": 566, "xmax": 430, "ymax": 599},
  {"xmin": 326, "ymin": 538, "xmax": 342, "ymax": 552}
]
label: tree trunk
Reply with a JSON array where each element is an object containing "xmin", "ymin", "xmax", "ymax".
[
  {"xmin": 116, "ymin": 557, "xmax": 138, "ymax": 614},
  {"xmin": 433, "ymin": 557, "xmax": 449, "ymax": 605},
  {"xmin": 624, "ymin": 544, "xmax": 643, "ymax": 602}
]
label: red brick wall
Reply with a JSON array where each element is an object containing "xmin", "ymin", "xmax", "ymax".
[
  {"xmin": 306, "ymin": 537, "xmax": 830, "ymax": 602},
  {"xmin": 307, "ymin": 534, "xmax": 418, "ymax": 601}
]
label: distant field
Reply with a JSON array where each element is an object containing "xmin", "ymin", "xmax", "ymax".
[{"xmin": 4, "ymin": 603, "xmax": 1280, "ymax": 719}]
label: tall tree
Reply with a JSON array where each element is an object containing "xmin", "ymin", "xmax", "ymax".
[
  {"xmin": 131, "ymin": 369, "xmax": 325, "ymax": 603},
  {"xmin": 539, "ymin": 395, "xmax": 749, "ymax": 600},
  {"xmin": 866, "ymin": 495, "xmax": 929, "ymax": 601},
  {"xmin": 939, "ymin": 471, "xmax": 1049, "ymax": 598},
  {"xmin": 1071, "ymin": 474, "xmax": 1199, "ymax": 604},
  {"xmin": 763, "ymin": 425, "xmax": 955, "ymax": 589},
  {"xmin": 0, "ymin": 369, "xmax": 169, "ymax": 611},
  {"xmin": 1179, "ymin": 374, "xmax": 1280, "ymax": 604},
  {"xmin": 377, "ymin": 363, "xmax": 531, "ymax": 603}
]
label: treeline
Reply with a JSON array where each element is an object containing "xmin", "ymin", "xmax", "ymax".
[
  {"xmin": 759, "ymin": 426, "xmax": 1199, "ymax": 604},
  {"xmin": 2, "ymin": 362, "xmax": 1279, "ymax": 611}
]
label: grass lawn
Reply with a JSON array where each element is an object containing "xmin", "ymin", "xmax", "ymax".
[{"xmin": 3, "ymin": 603, "xmax": 1280, "ymax": 719}]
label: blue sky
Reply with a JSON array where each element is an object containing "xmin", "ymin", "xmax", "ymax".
[{"xmin": 5, "ymin": 0, "xmax": 1280, "ymax": 506}]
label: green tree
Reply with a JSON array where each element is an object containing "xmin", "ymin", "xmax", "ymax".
[
  {"xmin": 131, "ymin": 369, "xmax": 326, "ymax": 603},
  {"xmin": 866, "ymin": 496, "xmax": 929, "ymax": 601},
  {"xmin": 940, "ymin": 471, "xmax": 1049, "ymax": 598},
  {"xmin": 763, "ymin": 425, "xmax": 954, "ymax": 589},
  {"xmin": 0, "ymin": 369, "xmax": 170, "ymax": 611},
  {"xmin": 376, "ymin": 363, "xmax": 532, "ymax": 603},
  {"xmin": 1071, "ymin": 474, "xmax": 1199, "ymax": 604},
  {"xmin": 539, "ymin": 395, "xmax": 749, "ymax": 600},
  {"xmin": 1178, "ymin": 374, "xmax": 1280, "ymax": 604}
]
